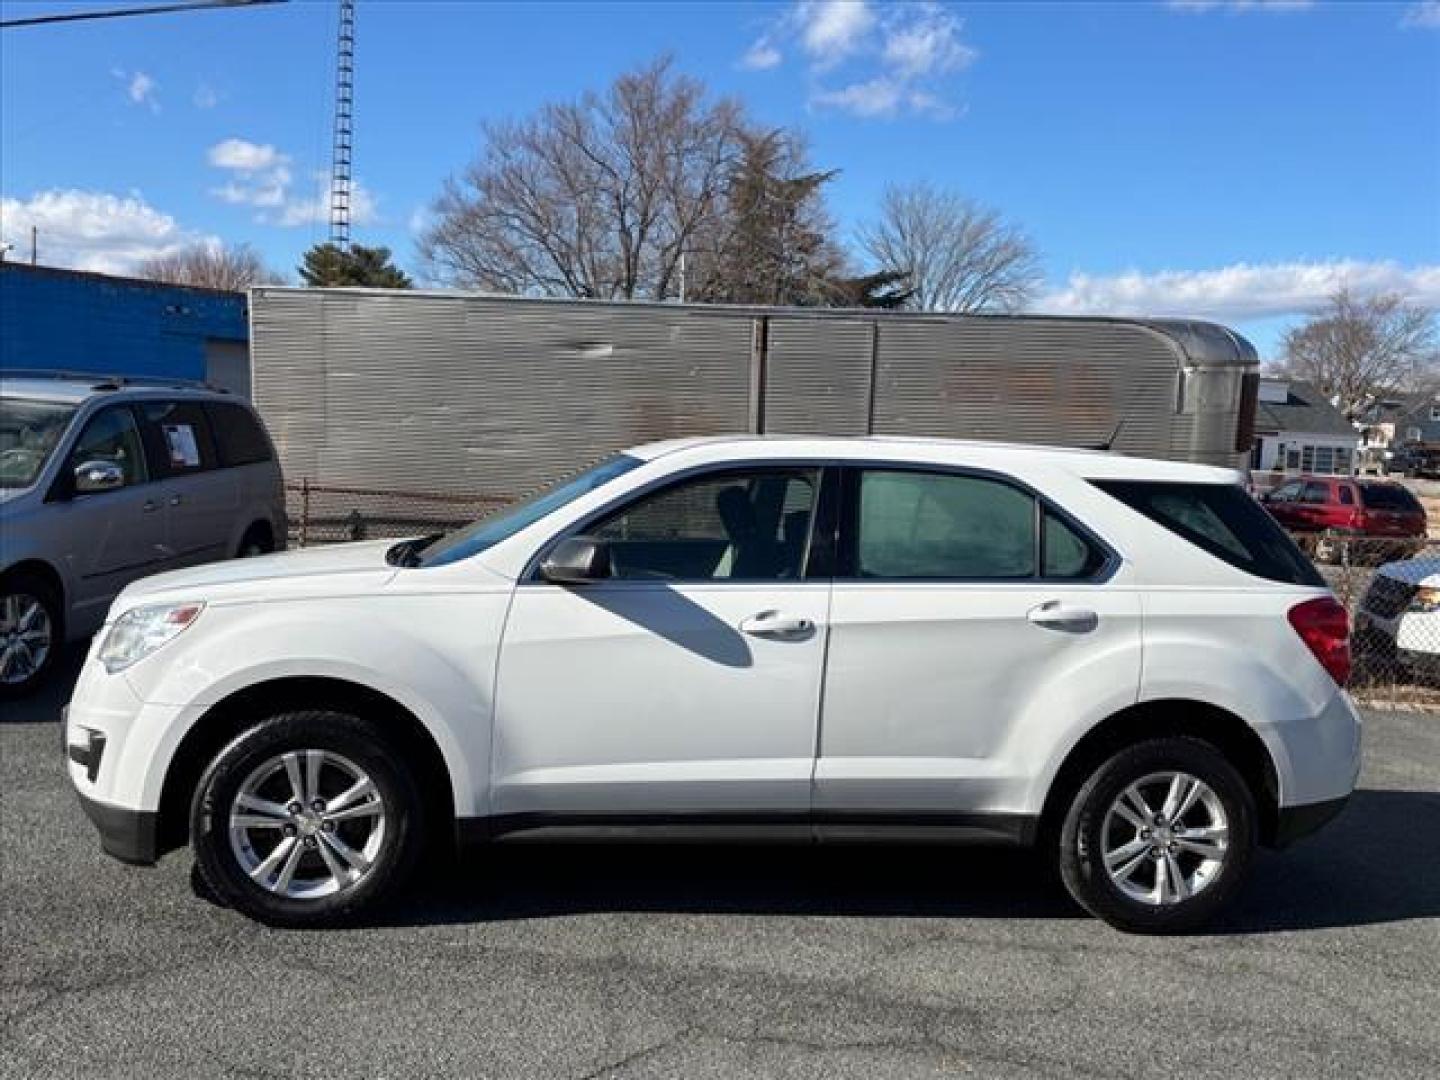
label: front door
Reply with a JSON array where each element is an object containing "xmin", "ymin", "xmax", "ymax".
[
  {"xmin": 491, "ymin": 465, "xmax": 830, "ymax": 829},
  {"xmin": 54, "ymin": 404, "xmax": 169, "ymax": 633},
  {"xmin": 814, "ymin": 467, "xmax": 1141, "ymax": 834}
]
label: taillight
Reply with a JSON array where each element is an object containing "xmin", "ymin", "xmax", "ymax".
[{"xmin": 1287, "ymin": 597, "xmax": 1351, "ymax": 686}]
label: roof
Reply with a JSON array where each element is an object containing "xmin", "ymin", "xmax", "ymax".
[
  {"xmin": 629, "ymin": 434, "xmax": 1242, "ymax": 485},
  {"xmin": 251, "ymin": 286, "xmax": 1260, "ymax": 371},
  {"xmin": 0, "ymin": 260, "xmax": 245, "ymax": 301},
  {"xmin": 1254, "ymin": 380, "xmax": 1356, "ymax": 437},
  {"xmin": 0, "ymin": 375, "xmax": 231, "ymax": 405}
]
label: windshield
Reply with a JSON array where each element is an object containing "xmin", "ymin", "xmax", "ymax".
[
  {"xmin": 416, "ymin": 454, "xmax": 645, "ymax": 568},
  {"xmin": 0, "ymin": 398, "xmax": 78, "ymax": 489}
]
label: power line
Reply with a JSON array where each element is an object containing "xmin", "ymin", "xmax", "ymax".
[{"xmin": 1, "ymin": 0, "xmax": 285, "ymax": 30}]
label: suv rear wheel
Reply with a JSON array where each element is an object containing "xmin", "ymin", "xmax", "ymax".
[
  {"xmin": 1058, "ymin": 737, "xmax": 1256, "ymax": 933},
  {"xmin": 190, "ymin": 710, "xmax": 423, "ymax": 926}
]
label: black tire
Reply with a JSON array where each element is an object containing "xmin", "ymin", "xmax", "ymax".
[
  {"xmin": 0, "ymin": 571, "xmax": 63, "ymax": 699},
  {"xmin": 236, "ymin": 523, "xmax": 275, "ymax": 558},
  {"xmin": 190, "ymin": 710, "xmax": 424, "ymax": 927},
  {"xmin": 1057, "ymin": 737, "xmax": 1257, "ymax": 934}
]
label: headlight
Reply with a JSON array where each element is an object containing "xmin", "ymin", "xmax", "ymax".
[
  {"xmin": 1409, "ymin": 587, "xmax": 1440, "ymax": 614},
  {"xmin": 98, "ymin": 602, "xmax": 205, "ymax": 673}
]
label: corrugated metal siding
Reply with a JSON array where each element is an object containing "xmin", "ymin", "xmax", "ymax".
[
  {"xmin": 870, "ymin": 319, "xmax": 1182, "ymax": 459},
  {"xmin": 762, "ymin": 317, "xmax": 874, "ymax": 435},
  {"xmin": 253, "ymin": 290, "xmax": 755, "ymax": 497}
]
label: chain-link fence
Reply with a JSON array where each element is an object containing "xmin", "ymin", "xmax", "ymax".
[
  {"xmin": 286, "ymin": 482, "xmax": 1440, "ymax": 707},
  {"xmin": 286, "ymin": 481, "xmax": 510, "ymax": 547}
]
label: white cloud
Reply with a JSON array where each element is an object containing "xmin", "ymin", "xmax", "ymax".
[
  {"xmin": 208, "ymin": 137, "xmax": 285, "ymax": 172},
  {"xmin": 206, "ymin": 138, "xmax": 296, "ymax": 210},
  {"xmin": 1401, "ymin": 2, "xmax": 1440, "ymax": 29},
  {"xmin": 1041, "ymin": 261, "xmax": 1440, "ymax": 322},
  {"xmin": 740, "ymin": 38, "xmax": 783, "ymax": 70},
  {"xmin": 266, "ymin": 173, "xmax": 378, "ymax": 229},
  {"xmin": 797, "ymin": 1, "xmax": 875, "ymax": 67},
  {"xmin": 193, "ymin": 83, "xmax": 219, "ymax": 109},
  {"xmin": 1167, "ymin": 1, "xmax": 1314, "ymax": 11},
  {"xmin": 111, "ymin": 68, "xmax": 159, "ymax": 112},
  {"xmin": 744, "ymin": 2, "xmax": 975, "ymax": 120},
  {"xmin": 0, "ymin": 189, "xmax": 215, "ymax": 274},
  {"xmin": 881, "ymin": 4, "xmax": 976, "ymax": 78}
]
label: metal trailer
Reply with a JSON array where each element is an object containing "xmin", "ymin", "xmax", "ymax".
[{"xmin": 249, "ymin": 287, "xmax": 1259, "ymax": 506}]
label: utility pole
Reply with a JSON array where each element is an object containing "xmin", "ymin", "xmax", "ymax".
[{"xmin": 329, "ymin": 0, "xmax": 356, "ymax": 249}]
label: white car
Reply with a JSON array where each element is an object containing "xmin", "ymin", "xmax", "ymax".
[
  {"xmin": 1355, "ymin": 557, "xmax": 1440, "ymax": 675},
  {"xmin": 66, "ymin": 436, "xmax": 1361, "ymax": 933}
]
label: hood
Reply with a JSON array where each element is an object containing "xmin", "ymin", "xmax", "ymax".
[
  {"xmin": 115, "ymin": 539, "xmax": 403, "ymax": 608},
  {"xmin": 1376, "ymin": 558, "xmax": 1440, "ymax": 588}
]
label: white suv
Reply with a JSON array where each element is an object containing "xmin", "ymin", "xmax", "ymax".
[{"xmin": 65, "ymin": 437, "xmax": 1361, "ymax": 933}]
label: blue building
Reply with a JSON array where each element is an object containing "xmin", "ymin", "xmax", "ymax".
[{"xmin": 0, "ymin": 263, "xmax": 251, "ymax": 395}]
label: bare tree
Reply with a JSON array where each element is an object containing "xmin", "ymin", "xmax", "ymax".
[
  {"xmin": 1281, "ymin": 290, "xmax": 1438, "ymax": 421},
  {"xmin": 136, "ymin": 243, "xmax": 283, "ymax": 291},
  {"xmin": 420, "ymin": 57, "xmax": 744, "ymax": 300},
  {"xmin": 857, "ymin": 184, "xmax": 1041, "ymax": 313}
]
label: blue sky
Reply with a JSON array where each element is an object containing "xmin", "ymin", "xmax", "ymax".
[{"xmin": 2, "ymin": 0, "xmax": 1437, "ymax": 358}]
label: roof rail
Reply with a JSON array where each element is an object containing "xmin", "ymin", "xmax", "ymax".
[{"xmin": 0, "ymin": 368, "xmax": 230, "ymax": 394}]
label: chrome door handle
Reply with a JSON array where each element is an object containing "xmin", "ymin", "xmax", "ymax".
[
  {"xmin": 739, "ymin": 610, "xmax": 815, "ymax": 638},
  {"xmin": 1027, "ymin": 601, "xmax": 1098, "ymax": 633}
]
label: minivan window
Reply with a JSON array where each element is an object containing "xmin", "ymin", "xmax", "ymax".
[
  {"xmin": 0, "ymin": 398, "xmax": 76, "ymax": 488},
  {"xmin": 136, "ymin": 400, "xmax": 219, "ymax": 475},
  {"xmin": 69, "ymin": 405, "xmax": 147, "ymax": 488},
  {"xmin": 1094, "ymin": 480, "xmax": 1324, "ymax": 587},
  {"xmin": 855, "ymin": 470, "xmax": 1036, "ymax": 579},
  {"xmin": 1359, "ymin": 484, "xmax": 1422, "ymax": 512},
  {"xmin": 205, "ymin": 402, "xmax": 273, "ymax": 467}
]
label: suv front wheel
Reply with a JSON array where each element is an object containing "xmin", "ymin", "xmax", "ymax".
[
  {"xmin": 190, "ymin": 710, "xmax": 424, "ymax": 926},
  {"xmin": 1058, "ymin": 737, "xmax": 1257, "ymax": 933}
]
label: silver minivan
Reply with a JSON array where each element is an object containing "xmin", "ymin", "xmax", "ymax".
[{"xmin": 0, "ymin": 375, "xmax": 286, "ymax": 695}]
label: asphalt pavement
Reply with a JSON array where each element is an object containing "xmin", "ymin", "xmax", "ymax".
[{"xmin": 2, "ymin": 648, "xmax": 1438, "ymax": 1079}]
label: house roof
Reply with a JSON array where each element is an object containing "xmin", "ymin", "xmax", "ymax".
[{"xmin": 1255, "ymin": 380, "xmax": 1356, "ymax": 437}]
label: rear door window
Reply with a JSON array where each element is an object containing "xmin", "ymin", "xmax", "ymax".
[
  {"xmin": 1094, "ymin": 480, "xmax": 1324, "ymax": 587},
  {"xmin": 205, "ymin": 402, "xmax": 273, "ymax": 467},
  {"xmin": 1359, "ymin": 484, "xmax": 1423, "ymax": 512},
  {"xmin": 136, "ymin": 400, "xmax": 219, "ymax": 476},
  {"xmin": 1301, "ymin": 481, "xmax": 1331, "ymax": 504}
]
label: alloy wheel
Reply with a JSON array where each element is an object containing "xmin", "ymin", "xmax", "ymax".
[
  {"xmin": 0, "ymin": 592, "xmax": 53, "ymax": 686},
  {"xmin": 228, "ymin": 749, "xmax": 387, "ymax": 900},
  {"xmin": 1100, "ymin": 771, "xmax": 1229, "ymax": 906}
]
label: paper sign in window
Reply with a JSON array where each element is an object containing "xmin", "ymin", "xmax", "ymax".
[{"xmin": 163, "ymin": 424, "xmax": 201, "ymax": 468}]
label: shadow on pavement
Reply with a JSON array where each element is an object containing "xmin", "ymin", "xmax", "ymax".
[
  {"xmin": 367, "ymin": 787, "xmax": 1439, "ymax": 935},
  {"xmin": 1, "ymin": 645, "xmax": 86, "ymax": 725}
]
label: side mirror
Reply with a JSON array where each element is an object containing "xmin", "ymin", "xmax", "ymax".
[
  {"xmin": 74, "ymin": 459, "xmax": 124, "ymax": 494},
  {"xmin": 540, "ymin": 535, "xmax": 612, "ymax": 585}
]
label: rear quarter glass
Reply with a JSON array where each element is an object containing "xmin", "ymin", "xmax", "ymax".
[{"xmin": 1092, "ymin": 480, "xmax": 1325, "ymax": 588}]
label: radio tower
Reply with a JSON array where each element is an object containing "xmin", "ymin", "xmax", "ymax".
[{"xmin": 328, "ymin": 0, "xmax": 356, "ymax": 248}]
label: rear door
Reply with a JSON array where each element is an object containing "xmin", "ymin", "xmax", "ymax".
[
  {"xmin": 135, "ymin": 399, "xmax": 240, "ymax": 567},
  {"xmin": 813, "ymin": 466, "xmax": 1140, "ymax": 833}
]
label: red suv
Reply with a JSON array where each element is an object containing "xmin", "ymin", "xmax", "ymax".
[{"xmin": 1261, "ymin": 476, "xmax": 1428, "ymax": 562}]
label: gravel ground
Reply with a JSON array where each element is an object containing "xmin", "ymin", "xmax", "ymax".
[{"xmin": 2, "ymin": 649, "xmax": 1438, "ymax": 1079}]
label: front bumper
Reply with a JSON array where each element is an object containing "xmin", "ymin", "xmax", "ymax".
[{"xmin": 76, "ymin": 790, "xmax": 160, "ymax": 865}]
